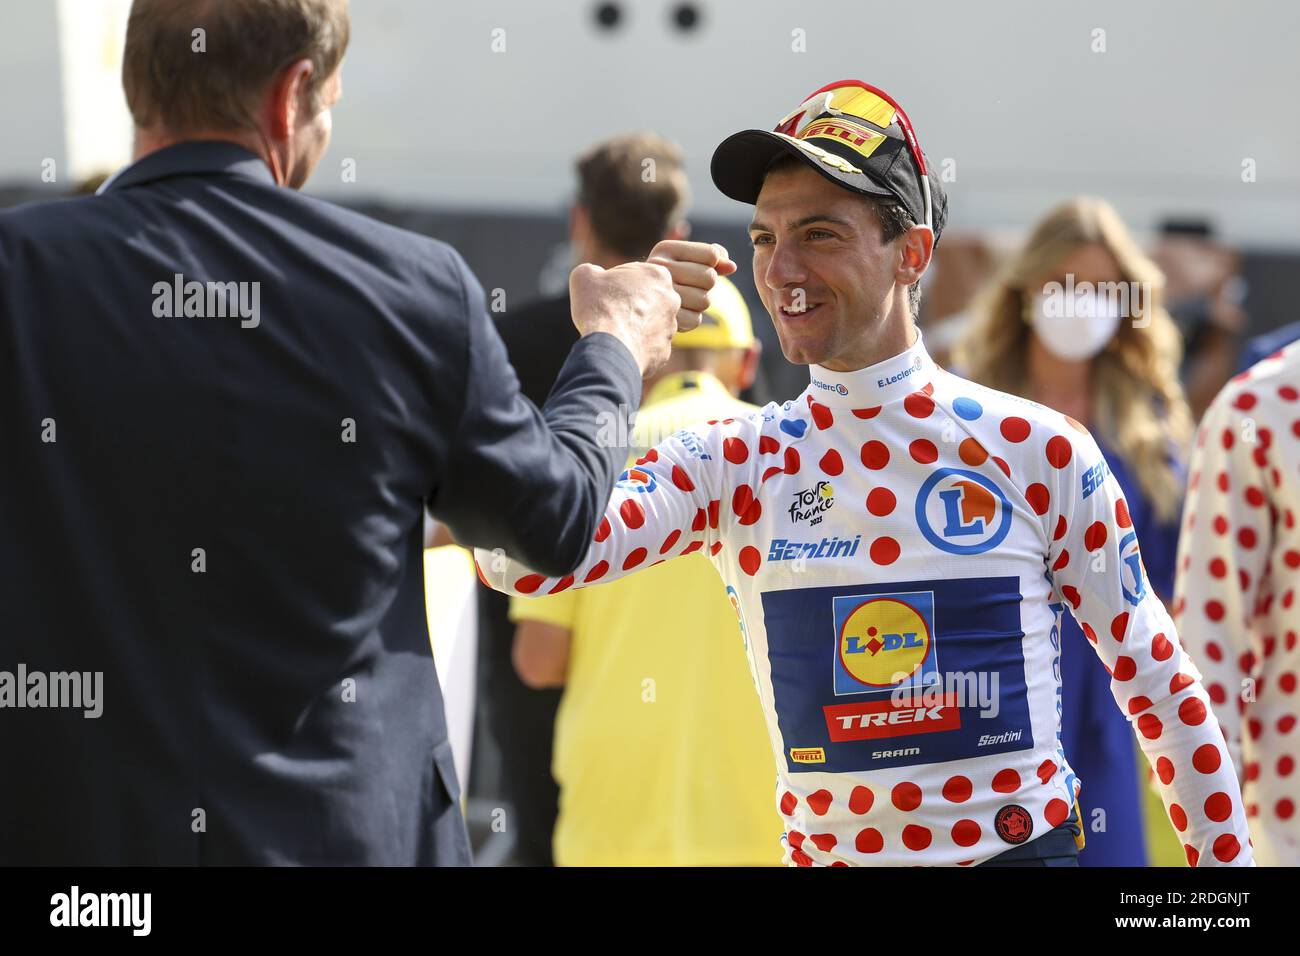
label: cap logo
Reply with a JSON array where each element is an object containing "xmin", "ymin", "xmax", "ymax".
[
  {"xmin": 773, "ymin": 132, "xmax": 862, "ymax": 176},
  {"xmin": 801, "ymin": 118, "xmax": 888, "ymax": 163}
]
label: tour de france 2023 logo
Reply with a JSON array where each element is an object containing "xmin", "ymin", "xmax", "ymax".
[{"xmin": 914, "ymin": 467, "xmax": 1012, "ymax": 556}]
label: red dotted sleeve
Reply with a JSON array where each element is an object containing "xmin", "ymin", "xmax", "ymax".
[
  {"xmin": 472, "ymin": 419, "xmax": 750, "ymax": 597},
  {"xmin": 1173, "ymin": 387, "xmax": 1275, "ymax": 782},
  {"xmin": 1043, "ymin": 422, "xmax": 1254, "ymax": 866}
]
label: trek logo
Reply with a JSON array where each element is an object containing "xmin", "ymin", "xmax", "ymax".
[
  {"xmin": 833, "ymin": 592, "xmax": 939, "ymax": 694},
  {"xmin": 824, "ymin": 696, "xmax": 961, "ymax": 742},
  {"xmin": 615, "ymin": 467, "xmax": 657, "ymax": 493},
  {"xmin": 1081, "ymin": 458, "xmax": 1110, "ymax": 499},
  {"xmin": 789, "ymin": 480, "xmax": 834, "ymax": 525},
  {"xmin": 1119, "ymin": 531, "xmax": 1147, "ymax": 606},
  {"xmin": 810, "ymin": 378, "xmax": 850, "ymax": 397},
  {"xmin": 878, "ymin": 355, "xmax": 924, "ymax": 389},
  {"xmin": 915, "ymin": 468, "xmax": 1012, "ymax": 555},
  {"xmin": 767, "ymin": 535, "xmax": 861, "ymax": 562}
]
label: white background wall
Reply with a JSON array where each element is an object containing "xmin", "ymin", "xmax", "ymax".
[{"xmin": 3, "ymin": 0, "xmax": 1298, "ymax": 246}]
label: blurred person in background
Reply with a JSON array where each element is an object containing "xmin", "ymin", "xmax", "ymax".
[
  {"xmin": 1151, "ymin": 221, "xmax": 1250, "ymax": 421},
  {"xmin": 956, "ymin": 197, "xmax": 1196, "ymax": 866},
  {"xmin": 481, "ymin": 132, "xmax": 692, "ymax": 865},
  {"xmin": 915, "ymin": 234, "xmax": 998, "ymax": 370},
  {"xmin": 1173, "ymin": 340, "xmax": 1300, "ymax": 865},
  {"xmin": 508, "ymin": 278, "xmax": 780, "ymax": 866}
]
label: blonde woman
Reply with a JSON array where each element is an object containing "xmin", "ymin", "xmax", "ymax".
[{"xmin": 956, "ymin": 197, "xmax": 1194, "ymax": 867}]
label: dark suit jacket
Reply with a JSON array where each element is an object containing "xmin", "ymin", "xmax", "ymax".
[{"xmin": 0, "ymin": 141, "xmax": 641, "ymax": 865}]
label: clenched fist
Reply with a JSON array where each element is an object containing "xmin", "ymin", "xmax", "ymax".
[{"xmin": 570, "ymin": 241, "xmax": 736, "ymax": 378}]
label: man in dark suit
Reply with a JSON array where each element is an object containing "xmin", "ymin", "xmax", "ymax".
[{"xmin": 0, "ymin": 0, "xmax": 732, "ymax": 865}]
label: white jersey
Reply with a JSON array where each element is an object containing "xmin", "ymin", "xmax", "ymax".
[
  {"xmin": 476, "ymin": 332, "xmax": 1252, "ymax": 866},
  {"xmin": 1174, "ymin": 339, "xmax": 1300, "ymax": 866}
]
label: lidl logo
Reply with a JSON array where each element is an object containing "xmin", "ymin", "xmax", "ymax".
[
  {"xmin": 615, "ymin": 467, "xmax": 657, "ymax": 493},
  {"xmin": 915, "ymin": 468, "xmax": 1012, "ymax": 555},
  {"xmin": 832, "ymin": 592, "xmax": 939, "ymax": 695}
]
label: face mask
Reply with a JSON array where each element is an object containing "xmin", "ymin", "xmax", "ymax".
[{"xmin": 1026, "ymin": 289, "xmax": 1122, "ymax": 361}]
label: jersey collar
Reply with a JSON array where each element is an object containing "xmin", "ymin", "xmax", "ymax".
[{"xmin": 805, "ymin": 328, "xmax": 935, "ymax": 408}]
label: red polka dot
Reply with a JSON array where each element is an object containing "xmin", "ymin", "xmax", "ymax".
[
  {"xmin": 1233, "ymin": 391, "xmax": 1257, "ymax": 411},
  {"xmin": 1053, "ymin": 515, "xmax": 1068, "ymax": 541},
  {"xmin": 1138, "ymin": 713, "xmax": 1163, "ymax": 739},
  {"xmin": 1212, "ymin": 515, "xmax": 1229, "ymax": 536},
  {"xmin": 855, "ymin": 828, "xmax": 883, "ymax": 853},
  {"xmin": 819, "ymin": 448, "xmax": 844, "ymax": 476},
  {"xmin": 779, "ymin": 791, "xmax": 797, "ymax": 815},
  {"xmin": 1279, "ymin": 715, "xmax": 1297, "ymax": 734},
  {"xmin": 680, "ymin": 540, "xmax": 703, "ymax": 555},
  {"xmin": 1115, "ymin": 499, "xmax": 1132, "ymax": 528},
  {"xmin": 1192, "ymin": 744, "xmax": 1221, "ymax": 774},
  {"xmin": 807, "ymin": 789, "xmax": 833, "ymax": 815},
  {"xmin": 902, "ymin": 825, "xmax": 932, "ymax": 851},
  {"xmin": 942, "ymin": 776, "xmax": 973, "ymax": 803},
  {"xmin": 515, "ymin": 573, "xmax": 546, "ymax": 594},
  {"xmin": 959, "ymin": 438, "xmax": 988, "ymax": 466},
  {"xmin": 691, "ymin": 508, "xmax": 706, "ymax": 532},
  {"xmin": 739, "ymin": 546, "xmax": 761, "ymax": 576},
  {"xmin": 1051, "ymin": 550, "xmax": 1070, "ymax": 572},
  {"xmin": 1127, "ymin": 697, "xmax": 1153, "ymax": 717},
  {"xmin": 992, "ymin": 456, "xmax": 1011, "ymax": 478},
  {"xmin": 1185, "ymin": 844, "xmax": 1200, "ymax": 867},
  {"xmin": 860, "ymin": 440, "xmax": 890, "ymax": 470},
  {"xmin": 622, "ymin": 547, "xmax": 647, "ymax": 570},
  {"xmin": 1278, "ymin": 799, "xmax": 1296, "ymax": 820},
  {"xmin": 904, "ymin": 392, "xmax": 935, "ymax": 419},
  {"xmin": 659, "ymin": 529, "xmax": 682, "ymax": 554},
  {"xmin": 723, "ymin": 437, "xmax": 748, "ymax": 464},
  {"xmin": 1044, "ymin": 799, "xmax": 1069, "ymax": 827},
  {"xmin": 852, "ymin": 406, "xmax": 882, "ymax": 419},
  {"xmin": 1046, "ymin": 435, "xmax": 1073, "ymax": 469},
  {"xmin": 810, "ymin": 832, "xmax": 837, "ymax": 852},
  {"xmin": 1000, "ymin": 417, "xmax": 1031, "ymax": 442},
  {"xmin": 758, "ymin": 435, "xmax": 780, "ymax": 455},
  {"xmin": 909, "ymin": 439, "xmax": 938, "ymax": 464},
  {"xmin": 709, "ymin": 541, "xmax": 722, "ymax": 556},
  {"xmin": 951, "ymin": 820, "xmax": 981, "ymax": 847},
  {"xmin": 992, "ymin": 769, "xmax": 1020, "ymax": 793},
  {"xmin": 1280, "ymin": 673, "xmax": 1297, "ymax": 694},
  {"xmin": 892, "ymin": 782, "xmax": 922, "ymax": 811},
  {"xmin": 619, "ymin": 499, "xmax": 645, "ymax": 529},
  {"xmin": 671, "ymin": 465, "xmax": 695, "ymax": 492},
  {"xmin": 1205, "ymin": 600, "xmax": 1225, "ymax": 622},
  {"xmin": 1026, "ymin": 483, "xmax": 1050, "ymax": 515},
  {"xmin": 810, "ymin": 402, "xmax": 833, "ymax": 430},
  {"xmin": 1179, "ymin": 697, "xmax": 1208, "ymax": 726},
  {"xmin": 1221, "ymin": 428, "xmax": 1234, "ymax": 450},
  {"xmin": 1081, "ymin": 623, "xmax": 1097, "ymax": 644},
  {"xmin": 708, "ymin": 499, "xmax": 720, "ymax": 529},
  {"xmin": 1111, "ymin": 613, "xmax": 1130, "ymax": 642},
  {"xmin": 870, "ymin": 537, "xmax": 900, "ymax": 565},
  {"xmin": 1084, "ymin": 521, "xmax": 1107, "ymax": 551},
  {"xmin": 733, "ymin": 485, "xmax": 761, "ymax": 525},
  {"xmin": 1170, "ymin": 672, "xmax": 1194, "ymax": 695},
  {"xmin": 584, "ymin": 560, "xmax": 609, "ymax": 583},
  {"xmin": 1204, "ymin": 792, "xmax": 1233, "ymax": 823},
  {"xmin": 1208, "ymin": 557, "xmax": 1227, "ymax": 578},
  {"xmin": 1037, "ymin": 760, "xmax": 1057, "ymax": 785},
  {"xmin": 1169, "ymin": 803, "xmax": 1187, "ymax": 831},
  {"xmin": 866, "ymin": 487, "xmax": 896, "ymax": 516},
  {"xmin": 594, "ymin": 516, "xmax": 612, "ymax": 542},
  {"xmin": 1156, "ymin": 756, "xmax": 1175, "ymax": 785},
  {"xmin": 1151, "ymin": 632, "xmax": 1172, "ymax": 661},
  {"xmin": 548, "ymin": 575, "xmax": 575, "ymax": 595},
  {"xmin": 1062, "ymin": 586, "xmax": 1081, "ymax": 610},
  {"xmin": 783, "ymin": 447, "xmax": 800, "ymax": 475},
  {"xmin": 790, "ymin": 848, "xmax": 813, "ymax": 866},
  {"xmin": 849, "ymin": 787, "xmax": 874, "ymax": 815},
  {"xmin": 1213, "ymin": 834, "xmax": 1242, "ymax": 862}
]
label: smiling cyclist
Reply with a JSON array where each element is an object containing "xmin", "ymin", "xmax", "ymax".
[{"xmin": 476, "ymin": 80, "xmax": 1253, "ymax": 867}]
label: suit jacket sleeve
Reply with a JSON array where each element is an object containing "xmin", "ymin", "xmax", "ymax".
[{"xmin": 432, "ymin": 254, "xmax": 643, "ymax": 578}]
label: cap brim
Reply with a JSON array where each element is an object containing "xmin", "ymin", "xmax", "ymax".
[{"xmin": 710, "ymin": 129, "xmax": 897, "ymax": 206}]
